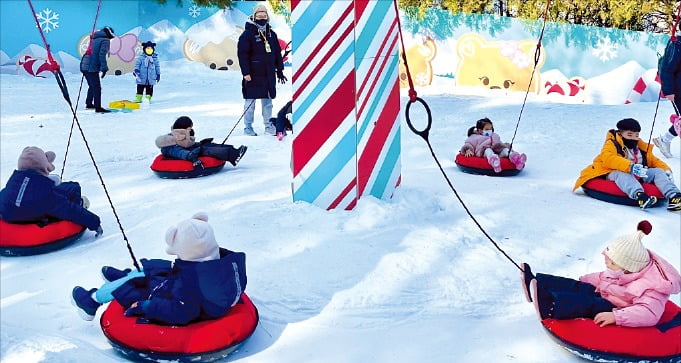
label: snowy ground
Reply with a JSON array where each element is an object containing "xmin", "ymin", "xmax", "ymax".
[{"xmin": 1, "ymin": 61, "xmax": 680, "ymax": 363}]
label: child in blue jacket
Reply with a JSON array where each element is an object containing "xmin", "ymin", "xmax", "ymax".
[
  {"xmin": 72, "ymin": 212, "xmax": 247, "ymax": 326},
  {"xmin": 133, "ymin": 41, "xmax": 160, "ymax": 103},
  {"xmin": 0, "ymin": 146, "xmax": 102, "ymax": 235}
]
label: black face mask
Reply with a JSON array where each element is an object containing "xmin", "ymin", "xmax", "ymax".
[
  {"xmin": 190, "ymin": 129, "xmax": 195, "ymax": 137},
  {"xmin": 622, "ymin": 138, "xmax": 638, "ymax": 149},
  {"xmin": 254, "ymin": 19, "xmax": 268, "ymax": 26}
]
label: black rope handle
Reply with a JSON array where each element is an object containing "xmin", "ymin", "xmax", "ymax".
[
  {"xmin": 508, "ymin": 0, "xmax": 551, "ymax": 151},
  {"xmin": 221, "ymin": 98, "xmax": 256, "ymax": 144}
]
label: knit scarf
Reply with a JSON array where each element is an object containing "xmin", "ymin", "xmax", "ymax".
[{"xmin": 144, "ymin": 55, "xmax": 154, "ymax": 67}]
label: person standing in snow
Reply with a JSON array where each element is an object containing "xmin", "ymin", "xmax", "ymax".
[
  {"xmin": 520, "ymin": 220, "xmax": 681, "ymax": 328},
  {"xmin": 0, "ymin": 146, "xmax": 102, "ymax": 236},
  {"xmin": 655, "ymin": 29, "xmax": 681, "ymax": 158},
  {"xmin": 133, "ymin": 41, "xmax": 160, "ymax": 104},
  {"xmin": 80, "ymin": 26, "xmax": 115, "ymax": 113},
  {"xmin": 573, "ymin": 118, "xmax": 681, "ymax": 211},
  {"xmin": 237, "ymin": 5, "xmax": 286, "ymax": 136}
]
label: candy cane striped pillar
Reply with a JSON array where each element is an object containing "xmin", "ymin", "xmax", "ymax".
[{"xmin": 291, "ymin": 0, "xmax": 401, "ymax": 210}]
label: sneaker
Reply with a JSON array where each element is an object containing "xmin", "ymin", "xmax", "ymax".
[
  {"xmin": 635, "ymin": 191, "xmax": 657, "ymax": 209},
  {"xmin": 264, "ymin": 125, "xmax": 276, "ymax": 136},
  {"xmin": 520, "ymin": 263, "xmax": 535, "ymax": 303},
  {"xmin": 95, "ymin": 108, "xmax": 112, "ymax": 113},
  {"xmin": 244, "ymin": 127, "xmax": 257, "ymax": 136},
  {"xmin": 276, "ymin": 131, "xmax": 284, "ymax": 141},
  {"xmin": 509, "ymin": 152, "xmax": 527, "ymax": 170},
  {"xmin": 487, "ymin": 154, "xmax": 502, "ymax": 173},
  {"xmin": 71, "ymin": 286, "xmax": 101, "ymax": 321},
  {"xmin": 668, "ymin": 192, "xmax": 681, "ymax": 211},
  {"xmin": 101, "ymin": 266, "xmax": 130, "ymax": 282},
  {"xmin": 81, "ymin": 196, "xmax": 90, "ymax": 209},
  {"xmin": 85, "ymin": 104, "xmax": 95, "ymax": 109},
  {"xmin": 653, "ymin": 136, "xmax": 673, "ymax": 158},
  {"xmin": 231, "ymin": 145, "xmax": 247, "ymax": 166}
]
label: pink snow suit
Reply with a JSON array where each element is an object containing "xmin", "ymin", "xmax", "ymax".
[
  {"xmin": 579, "ymin": 250, "xmax": 681, "ymax": 327},
  {"xmin": 459, "ymin": 132, "xmax": 509, "ymax": 157}
]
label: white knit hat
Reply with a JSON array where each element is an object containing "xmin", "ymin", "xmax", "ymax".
[
  {"xmin": 604, "ymin": 220, "xmax": 652, "ymax": 273},
  {"xmin": 165, "ymin": 212, "xmax": 220, "ymax": 262},
  {"xmin": 17, "ymin": 146, "xmax": 56, "ymax": 176}
]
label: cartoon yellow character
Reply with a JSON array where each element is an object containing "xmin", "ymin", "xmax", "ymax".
[
  {"xmin": 455, "ymin": 33, "xmax": 545, "ymax": 93},
  {"xmin": 399, "ymin": 37, "xmax": 436, "ymax": 88},
  {"xmin": 183, "ymin": 32, "xmax": 242, "ymax": 71}
]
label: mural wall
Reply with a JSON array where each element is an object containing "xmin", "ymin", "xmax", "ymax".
[{"xmin": 0, "ymin": 0, "xmax": 669, "ymax": 104}]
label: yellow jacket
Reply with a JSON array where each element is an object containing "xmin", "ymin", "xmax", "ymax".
[{"xmin": 573, "ymin": 130, "xmax": 670, "ymax": 191}]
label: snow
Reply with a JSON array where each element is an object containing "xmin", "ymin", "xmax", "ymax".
[{"xmin": 1, "ymin": 60, "xmax": 680, "ymax": 363}]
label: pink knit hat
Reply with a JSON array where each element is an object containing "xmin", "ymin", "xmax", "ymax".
[{"xmin": 17, "ymin": 146, "xmax": 56, "ymax": 176}]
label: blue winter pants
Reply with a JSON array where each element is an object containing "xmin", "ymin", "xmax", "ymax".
[
  {"xmin": 94, "ymin": 270, "xmax": 145, "ymax": 303},
  {"xmin": 535, "ymin": 273, "xmax": 616, "ymax": 320}
]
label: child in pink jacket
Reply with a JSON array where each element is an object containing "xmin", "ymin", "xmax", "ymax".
[
  {"xmin": 459, "ymin": 117, "xmax": 526, "ymax": 173},
  {"xmin": 520, "ymin": 220, "xmax": 681, "ymax": 327}
]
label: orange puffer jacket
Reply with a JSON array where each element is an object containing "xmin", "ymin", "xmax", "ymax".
[{"xmin": 573, "ymin": 129, "xmax": 670, "ymax": 191}]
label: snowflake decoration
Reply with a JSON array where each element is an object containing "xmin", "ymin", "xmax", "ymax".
[
  {"xmin": 592, "ymin": 38, "xmax": 618, "ymax": 62},
  {"xmin": 37, "ymin": 8, "xmax": 59, "ymax": 33},
  {"xmin": 188, "ymin": 5, "xmax": 201, "ymax": 18}
]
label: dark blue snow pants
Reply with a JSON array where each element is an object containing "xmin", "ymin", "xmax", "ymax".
[{"xmin": 535, "ymin": 273, "xmax": 616, "ymax": 320}]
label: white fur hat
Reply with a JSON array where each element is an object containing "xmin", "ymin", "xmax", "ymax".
[
  {"xmin": 604, "ymin": 220, "xmax": 652, "ymax": 273},
  {"xmin": 252, "ymin": 4, "xmax": 268, "ymax": 19},
  {"xmin": 17, "ymin": 146, "xmax": 56, "ymax": 176},
  {"xmin": 165, "ymin": 212, "xmax": 220, "ymax": 262}
]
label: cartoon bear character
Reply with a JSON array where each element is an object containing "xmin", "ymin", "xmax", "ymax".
[
  {"xmin": 77, "ymin": 33, "xmax": 140, "ymax": 76},
  {"xmin": 399, "ymin": 37, "xmax": 437, "ymax": 88},
  {"xmin": 183, "ymin": 33, "xmax": 241, "ymax": 71},
  {"xmin": 455, "ymin": 33, "xmax": 545, "ymax": 93}
]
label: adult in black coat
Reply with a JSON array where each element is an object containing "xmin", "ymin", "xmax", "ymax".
[
  {"xmin": 655, "ymin": 34, "xmax": 681, "ymax": 157},
  {"xmin": 80, "ymin": 26, "xmax": 115, "ymax": 113},
  {"xmin": 0, "ymin": 147, "xmax": 102, "ymax": 234},
  {"xmin": 237, "ymin": 5, "xmax": 286, "ymax": 136}
]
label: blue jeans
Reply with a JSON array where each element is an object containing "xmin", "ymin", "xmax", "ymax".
[{"xmin": 244, "ymin": 98, "xmax": 273, "ymax": 130}]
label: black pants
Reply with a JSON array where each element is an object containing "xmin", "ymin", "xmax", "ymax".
[
  {"xmin": 84, "ymin": 72, "xmax": 102, "ymax": 108},
  {"xmin": 136, "ymin": 84, "xmax": 154, "ymax": 96},
  {"xmin": 535, "ymin": 273, "xmax": 616, "ymax": 320}
]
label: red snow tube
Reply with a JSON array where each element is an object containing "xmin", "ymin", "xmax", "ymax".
[
  {"xmin": 540, "ymin": 300, "xmax": 681, "ymax": 362},
  {"xmin": 0, "ymin": 219, "xmax": 86, "ymax": 256},
  {"xmin": 150, "ymin": 155, "xmax": 226, "ymax": 179},
  {"xmin": 101, "ymin": 293, "xmax": 258, "ymax": 362},
  {"xmin": 454, "ymin": 154, "xmax": 522, "ymax": 177},
  {"xmin": 581, "ymin": 178, "xmax": 665, "ymax": 207}
]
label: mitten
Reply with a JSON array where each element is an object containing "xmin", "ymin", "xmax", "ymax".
[
  {"xmin": 101, "ymin": 71, "xmax": 107, "ymax": 79},
  {"xmin": 276, "ymin": 70, "xmax": 287, "ymax": 84},
  {"xmin": 630, "ymin": 163, "xmax": 648, "ymax": 178},
  {"xmin": 666, "ymin": 170, "xmax": 674, "ymax": 181},
  {"xmin": 156, "ymin": 74, "xmax": 160, "ymax": 83},
  {"xmin": 124, "ymin": 301, "xmax": 148, "ymax": 317},
  {"xmin": 95, "ymin": 225, "xmax": 103, "ymax": 238}
]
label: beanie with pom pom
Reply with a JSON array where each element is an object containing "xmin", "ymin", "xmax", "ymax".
[
  {"xmin": 604, "ymin": 220, "xmax": 652, "ymax": 273},
  {"xmin": 165, "ymin": 212, "xmax": 219, "ymax": 262}
]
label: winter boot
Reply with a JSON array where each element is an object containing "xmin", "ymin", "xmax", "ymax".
[
  {"xmin": 145, "ymin": 95, "xmax": 152, "ymax": 103},
  {"xmin": 264, "ymin": 124, "xmax": 276, "ymax": 136},
  {"xmin": 487, "ymin": 154, "xmax": 502, "ymax": 173},
  {"xmin": 653, "ymin": 136, "xmax": 673, "ymax": 158},
  {"xmin": 667, "ymin": 192, "xmax": 681, "ymax": 211},
  {"xmin": 134, "ymin": 94, "xmax": 143, "ymax": 103},
  {"xmin": 71, "ymin": 286, "xmax": 102, "ymax": 321},
  {"xmin": 244, "ymin": 127, "xmax": 257, "ymax": 136},
  {"xmin": 531, "ymin": 280, "xmax": 551, "ymax": 320},
  {"xmin": 520, "ymin": 263, "xmax": 535, "ymax": 303},
  {"xmin": 95, "ymin": 108, "xmax": 111, "ymax": 113},
  {"xmin": 509, "ymin": 152, "xmax": 527, "ymax": 170},
  {"xmin": 232, "ymin": 145, "xmax": 248, "ymax": 166},
  {"xmin": 86, "ymin": 104, "xmax": 95, "ymax": 109},
  {"xmin": 635, "ymin": 191, "xmax": 657, "ymax": 210},
  {"xmin": 101, "ymin": 266, "xmax": 131, "ymax": 282}
]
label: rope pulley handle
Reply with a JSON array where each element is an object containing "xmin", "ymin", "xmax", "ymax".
[{"xmin": 405, "ymin": 97, "xmax": 432, "ymax": 142}]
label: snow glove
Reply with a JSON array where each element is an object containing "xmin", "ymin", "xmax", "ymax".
[
  {"xmin": 156, "ymin": 74, "xmax": 160, "ymax": 83},
  {"xmin": 95, "ymin": 225, "xmax": 103, "ymax": 238},
  {"xmin": 101, "ymin": 71, "xmax": 107, "ymax": 79},
  {"xmin": 630, "ymin": 163, "xmax": 648, "ymax": 178},
  {"xmin": 124, "ymin": 301, "xmax": 149, "ymax": 317},
  {"xmin": 666, "ymin": 170, "xmax": 674, "ymax": 181},
  {"xmin": 277, "ymin": 70, "xmax": 287, "ymax": 84}
]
